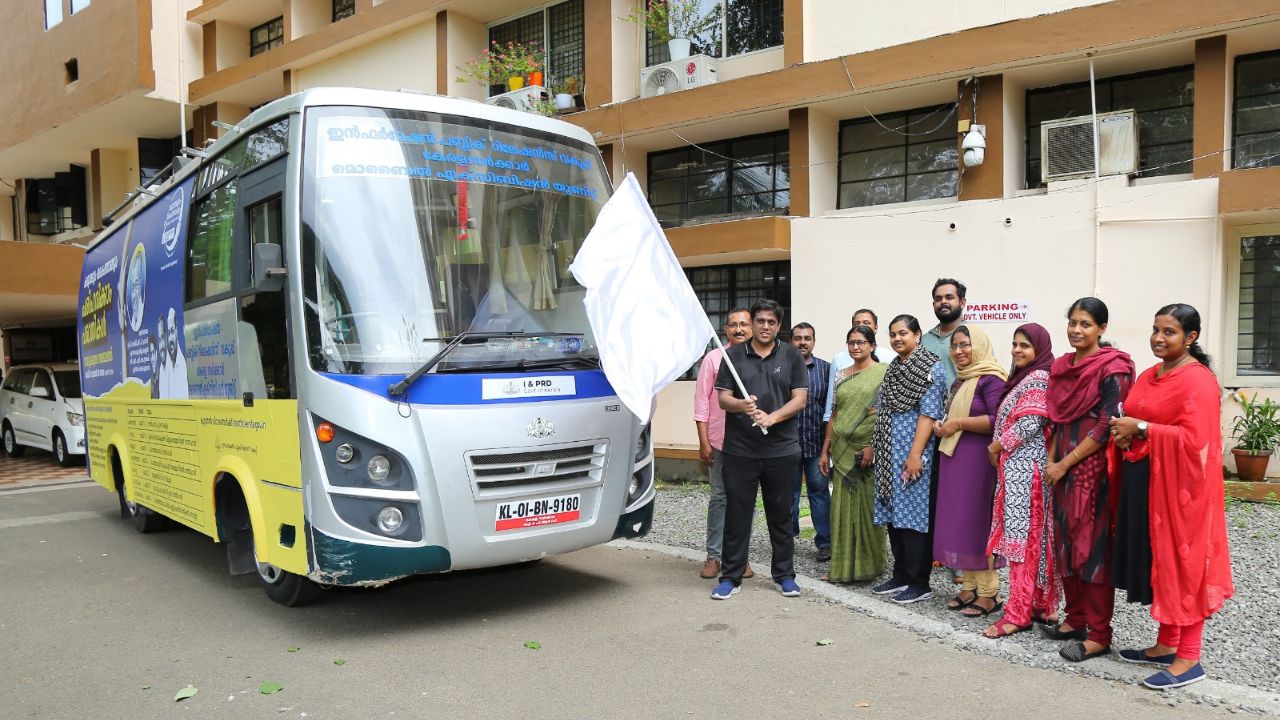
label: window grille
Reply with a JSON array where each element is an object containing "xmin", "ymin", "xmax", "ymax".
[
  {"xmin": 647, "ymin": 130, "xmax": 789, "ymax": 227},
  {"xmin": 1238, "ymin": 234, "xmax": 1280, "ymax": 376},
  {"xmin": 1233, "ymin": 51, "xmax": 1280, "ymax": 170},
  {"xmin": 644, "ymin": 0, "xmax": 781, "ymax": 66},
  {"xmin": 250, "ymin": 17, "xmax": 284, "ymax": 57},
  {"xmin": 837, "ymin": 105, "xmax": 958, "ymax": 209},
  {"xmin": 333, "ymin": 0, "xmax": 355, "ymax": 22},
  {"xmin": 679, "ymin": 261, "xmax": 792, "ymax": 379}
]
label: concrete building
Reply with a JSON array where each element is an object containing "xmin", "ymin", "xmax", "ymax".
[{"xmin": 2, "ymin": 0, "xmax": 1279, "ymax": 473}]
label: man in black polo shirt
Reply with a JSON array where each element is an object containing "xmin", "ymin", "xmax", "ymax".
[{"xmin": 711, "ymin": 298, "xmax": 809, "ymax": 600}]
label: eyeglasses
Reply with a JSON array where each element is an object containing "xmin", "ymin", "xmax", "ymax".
[
  {"xmin": 951, "ymin": 343, "xmax": 973, "ymax": 351},
  {"xmin": 847, "ymin": 340, "xmax": 870, "ymax": 347}
]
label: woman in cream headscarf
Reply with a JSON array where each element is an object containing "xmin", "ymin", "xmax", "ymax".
[{"xmin": 933, "ymin": 325, "xmax": 1007, "ymax": 616}]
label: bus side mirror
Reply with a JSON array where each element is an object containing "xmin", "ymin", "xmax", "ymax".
[{"xmin": 252, "ymin": 243, "xmax": 286, "ymax": 292}]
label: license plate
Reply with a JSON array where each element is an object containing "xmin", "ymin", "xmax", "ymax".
[{"xmin": 495, "ymin": 493, "xmax": 581, "ymax": 531}]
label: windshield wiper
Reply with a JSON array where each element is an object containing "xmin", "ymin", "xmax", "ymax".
[{"xmin": 388, "ymin": 332, "xmax": 587, "ymax": 395}]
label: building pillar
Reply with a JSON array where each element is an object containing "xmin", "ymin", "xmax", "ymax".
[
  {"xmin": 436, "ymin": 10, "xmax": 449, "ymax": 95},
  {"xmin": 957, "ymin": 74, "xmax": 1003, "ymax": 201},
  {"xmin": 1193, "ymin": 35, "xmax": 1227, "ymax": 179},
  {"xmin": 584, "ymin": 0, "xmax": 613, "ymax": 109},
  {"xmin": 788, "ymin": 108, "xmax": 809, "ymax": 216},
  {"xmin": 192, "ymin": 102, "xmax": 250, "ymax": 148},
  {"xmin": 90, "ymin": 148, "xmax": 130, "ymax": 230},
  {"xmin": 783, "ymin": 0, "xmax": 804, "ymax": 66}
]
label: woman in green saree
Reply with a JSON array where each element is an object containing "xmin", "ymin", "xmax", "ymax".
[{"xmin": 819, "ymin": 325, "xmax": 889, "ymax": 583}]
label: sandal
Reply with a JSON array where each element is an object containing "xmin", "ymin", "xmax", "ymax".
[
  {"xmin": 946, "ymin": 590, "xmax": 978, "ymax": 611},
  {"xmin": 1031, "ymin": 612, "xmax": 1059, "ymax": 626},
  {"xmin": 1059, "ymin": 641, "xmax": 1111, "ymax": 663},
  {"xmin": 983, "ymin": 619, "xmax": 1032, "ymax": 639},
  {"xmin": 961, "ymin": 596, "xmax": 1003, "ymax": 617}
]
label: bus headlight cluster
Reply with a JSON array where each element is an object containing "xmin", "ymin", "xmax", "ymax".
[{"xmin": 311, "ymin": 416, "xmax": 412, "ymax": 492}]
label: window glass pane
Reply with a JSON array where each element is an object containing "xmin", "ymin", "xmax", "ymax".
[
  {"xmin": 842, "ymin": 146, "xmax": 905, "ymax": 181},
  {"xmin": 198, "ymin": 140, "xmax": 247, "ymax": 192},
  {"xmin": 244, "ymin": 118, "xmax": 290, "ymax": 168},
  {"xmin": 839, "ymin": 177, "xmax": 905, "ymax": 208},
  {"xmin": 1234, "ymin": 132, "xmax": 1280, "ymax": 170},
  {"xmin": 1140, "ymin": 141, "xmax": 1192, "ymax": 176},
  {"xmin": 731, "ymin": 164, "xmax": 775, "ymax": 195},
  {"xmin": 689, "ymin": 171, "xmax": 728, "ymax": 200},
  {"xmin": 188, "ymin": 180, "xmax": 238, "ymax": 301},
  {"xmin": 907, "ymin": 140, "xmax": 958, "ymax": 175},
  {"xmin": 842, "ymin": 120, "xmax": 904, "ymax": 152},
  {"xmin": 650, "ymin": 150, "xmax": 689, "ymax": 178},
  {"xmin": 1235, "ymin": 94, "xmax": 1280, "ymax": 135},
  {"xmin": 546, "ymin": 0, "xmax": 585, "ymax": 89},
  {"xmin": 1238, "ymin": 234, "xmax": 1280, "ymax": 375},
  {"xmin": 649, "ymin": 177, "xmax": 686, "ymax": 205},
  {"xmin": 905, "ymin": 170, "xmax": 958, "ymax": 202},
  {"xmin": 1138, "ymin": 105, "xmax": 1193, "ymax": 147},
  {"xmin": 731, "ymin": 192, "xmax": 777, "ymax": 213},
  {"xmin": 688, "ymin": 198, "xmax": 727, "ymax": 217},
  {"xmin": 45, "ymin": 0, "xmax": 62, "ymax": 28},
  {"xmin": 726, "ymin": 0, "xmax": 783, "ymax": 56},
  {"xmin": 333, "ymin": 0, "xmax": 355, "ymax": 21},
  {"xmin": 651, "ymin": 204, "xmax": 683, "ymax": 224},
  {"xmin": 1237, "ymin": 53, "xmax": 1280, "ymax": 97},
  {"xmin": 1111, "ymin": 71, "xmax": 1194, "ymax": 112},
  {"xmin": 906, "ymin": 107, "xmax": 957, "ymax": 143},
  {"xmin": 70, "ymin": 0, "xmax": 89, "ymax": 13},
  {"xmin": 732, "ymin": 135, "xmax": 776, "ymax": 164}
]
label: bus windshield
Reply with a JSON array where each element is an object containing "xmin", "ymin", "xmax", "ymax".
[{"xmin": 301, "ymin": 106, "xmax": 610, "ymax": 375}]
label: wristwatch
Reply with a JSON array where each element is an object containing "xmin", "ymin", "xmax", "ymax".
[{"xmin": 1137, "ymin": 420, "xmax": 1148, "ymax": 439}]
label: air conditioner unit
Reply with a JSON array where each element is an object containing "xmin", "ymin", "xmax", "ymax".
[
  {"xmin": 1041, "ymin": 109, "xmax": 1138, "ymax": 183},
  {"xmin": 640, "ymin": 55, "xmax": 718, "ymax": 98},
  {"xmin": 486, "ymin": 85, "xmax": 547, "ymax": 112}
]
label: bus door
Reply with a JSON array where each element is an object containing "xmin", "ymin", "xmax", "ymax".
[{"xmin": 234, "ymin": 158, "xmax": 293, "ymax": 403}]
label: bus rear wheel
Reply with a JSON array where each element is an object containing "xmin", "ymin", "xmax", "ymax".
[{"xmin": 255, "ymin": 550, "xmax": 321, "ymax": 607}]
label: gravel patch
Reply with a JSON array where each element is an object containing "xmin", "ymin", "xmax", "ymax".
[{"xmin": 645, "ymin": 482, "xmax": 1280, "ymax": 699}]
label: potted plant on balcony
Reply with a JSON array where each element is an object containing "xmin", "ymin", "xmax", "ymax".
[
  {"xmin": 623, "ymin": 0, "xmax": 721, "ymax": 61},
  {"xmin": 551, "ymin": 76, "xmax": 578, "ymax": 111},
  {"xmin": 457, "ymin": 41, "xmax": 545, "ymax": 93},
  {"xmin": 1230, "ymin": 391, "xmax": 1280, "ymax": 482}
]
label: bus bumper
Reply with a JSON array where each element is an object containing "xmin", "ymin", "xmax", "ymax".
[
  {"xmin": 611, "ymin": 497, "xmax": 654, "ymax": 540},
  {"xmin": 310, "ymin": 527, "xmax": 451, "ymax": 586}
]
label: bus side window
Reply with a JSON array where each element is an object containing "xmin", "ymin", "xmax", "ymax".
[
  {"xmin": 240, "ymin": 196, "xmax": 291, "ymax": 400},
  {"xmin": 188, "ymin": 179, "xmax": 239, "ymax": 303}
]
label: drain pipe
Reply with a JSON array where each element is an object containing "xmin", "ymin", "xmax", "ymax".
[{"xmin": 1089, "ymin": 57, "xmax": 1102, "ymax": 297}]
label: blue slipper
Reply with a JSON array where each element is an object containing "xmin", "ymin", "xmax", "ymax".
[
  {"xmin": 1118, "ymin": 648, "xmax": 1176, "ymax": 667},
  {"xmin": 1143, "ymin": 663, "xmax": 1205, "ymax": 690}
]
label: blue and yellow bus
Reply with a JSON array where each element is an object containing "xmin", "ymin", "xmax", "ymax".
[{"xmin": 77, "ymin": 88, "xmax": 654, "ymax": 605}]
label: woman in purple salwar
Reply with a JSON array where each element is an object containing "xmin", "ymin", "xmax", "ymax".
[{"xmin": 934, "ymin": 325, "xmax": 1007, "ymax": 616}]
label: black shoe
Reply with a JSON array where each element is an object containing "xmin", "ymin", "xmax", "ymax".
[
  {"xmin": 1038, "ymin": 622, "xmax": 1088, "ymax": 641},
  {"xmin": 816, "ymin": 547, "xmax": 832, "ymax": 562},
  {"xmin": 1059, "ymin": 641, "xmax": 1111, "ymax": 663}
]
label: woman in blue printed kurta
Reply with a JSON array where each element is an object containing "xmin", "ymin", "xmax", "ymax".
[{"xmin": 870, "ymin": 315, "xmax": 950, "ymax": 604}]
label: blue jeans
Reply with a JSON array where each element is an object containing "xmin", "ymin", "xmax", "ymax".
[{"xmin": 791, "ymin": 455, "xmax": 831, "ymax": 549}]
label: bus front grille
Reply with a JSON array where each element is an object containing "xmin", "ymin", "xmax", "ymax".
[{"xmin": 466, "ymin": 441, "xmax": 607, "ymax": 496}]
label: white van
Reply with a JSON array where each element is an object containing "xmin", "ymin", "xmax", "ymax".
[{"xmin": 0, "ymin": 362, "xmax": 86, "ymax": 466}]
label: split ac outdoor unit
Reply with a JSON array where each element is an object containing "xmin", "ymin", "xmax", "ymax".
[
  {"xmin": 486, "ymin": 85, "xmax": 547, "ymax": 112},
  {"xmin": 640, "ymin": 55, "xmax": 718, "ymax": 98},
  {"xmin": 1040, "ymin": 109, "xmax": 1138, "ymax": 183}
]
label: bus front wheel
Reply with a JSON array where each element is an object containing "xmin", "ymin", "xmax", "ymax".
[{"xmin": 255, "ymin": 551, "xmax": 321, "ymax": 607}]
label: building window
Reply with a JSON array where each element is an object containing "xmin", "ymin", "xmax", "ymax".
[
  {"xmin": 647, "ymin": 131, "xmax": 789, "ymax": 227},
  {"xmin": 24, "ymin": 166, "xmax": 87, "ymax": 235},
  {"xmin": 488, "ymin": 0, "xmax": 584, "ymax": 96},
  {"xmin": 138, "ymin": 137, "xmax": 180, "ymax": 185},
  {"xmin": 70, "ymin": 0, "xmax": 89, "ymax": 13},
  {"xmin": 680, "ymin": 260, "xmax": 791, "ymax": 378},
  {"xmin": 1234, "ymin": 51, "xmax": 1280, "ymax": 170},
  {"xmin": 837, "ymin": 105, "xmax": 958, "ymax": 209},
  {"xmin": 333, "ymin": 0, "xmax": 355, "ymax": 21},
  {"xmin": 645, "ymin": 0, "xmax": 782, "ymax": 66},
  {"xmin": 1237, "ymin": 232, "xmax": 1280, "ymax": 377},
  {"xmin": 250, "ymin": 17, "xmax": 284, "ymax": 57},
  {"xmin": 44, "ymin": 0, "xmax": 62, "ymax": 29},
  {"xmin": 1025, "ymin": 65, "xmax": 1194, "ymax": 187}
]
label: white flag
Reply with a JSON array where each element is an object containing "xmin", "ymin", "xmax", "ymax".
[{"xmin": 569, "ymin": 173, "xmax": 714, "ymax": 425}]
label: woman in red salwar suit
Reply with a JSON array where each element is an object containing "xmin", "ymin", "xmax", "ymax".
[{"xmin": 1109, "ymin": 303, "xmax": 1234, "ymax": 690}]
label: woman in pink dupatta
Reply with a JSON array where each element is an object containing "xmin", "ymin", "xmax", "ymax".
[{"xmin": 984, "ymin": 323, "xmax": 1061, "ymax": 638}]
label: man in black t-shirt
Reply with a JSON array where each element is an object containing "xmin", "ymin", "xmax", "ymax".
[{"xmin": 711, "ymin": 299, "xmax": 809, "ymax": 600}]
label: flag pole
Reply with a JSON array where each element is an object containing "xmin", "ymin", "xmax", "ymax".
[{"xmin": 707, "ymin": 319, "xmax": 768, "ymax": 436}]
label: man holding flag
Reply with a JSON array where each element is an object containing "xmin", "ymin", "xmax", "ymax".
[{"xmin": 711, "ymin": 299, "xmax": 809, "ymax": 600}]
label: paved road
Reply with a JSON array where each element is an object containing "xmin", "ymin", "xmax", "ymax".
[{"xmin": 0, "ymin": 484, "xmax": 1230, "ymax": 719}]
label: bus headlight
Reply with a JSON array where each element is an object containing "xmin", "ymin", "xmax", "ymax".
[
  {"xmin": 367, "ymin": 455, "xmax": 392, "ymax": 484},
  {"xmin": 66, "ymin": 412, "xmax": 85, "ymax": 427},
  {"xmin": 376, "ymin": 506, "xmax": 404, "ymax": 534},
  {"xmin": 334, "ymin": 443, "xmax": 356, "ymax": 464}
]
